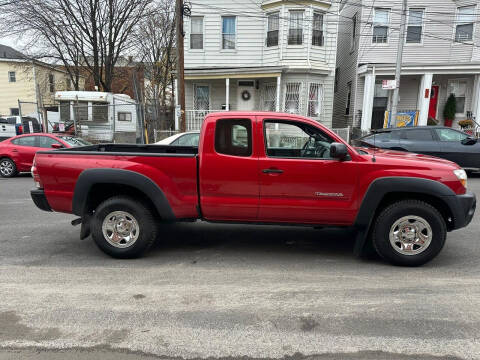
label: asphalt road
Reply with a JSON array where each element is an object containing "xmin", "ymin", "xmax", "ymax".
[{"xmin": 0, "ymin": 175, "xmax": 479, "ymax": 360}]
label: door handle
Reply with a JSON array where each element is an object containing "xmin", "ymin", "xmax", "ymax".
[
  {"xmin": 262, "ymin": 168, "xmax": 283, "ymax": 174},
  {"xmin": 11, "ymin": 149, "xmax": 18, "ymax": 153}
]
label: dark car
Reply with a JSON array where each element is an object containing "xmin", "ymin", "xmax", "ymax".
[{"xmin": 356, "ymin": 126, "xmax": 480, "ymax": 170}]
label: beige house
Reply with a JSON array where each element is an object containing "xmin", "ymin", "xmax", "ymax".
[{"xmin": 0, "ymin": 44, "xmax": 85, "ymax": 117}]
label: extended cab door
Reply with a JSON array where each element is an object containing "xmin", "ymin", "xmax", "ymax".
[
  {"xmin": 199, "ymin": 116, "xmax": 259, "ymax": 221},
  {"xmin": 257, "ymin": 117, "xmax": 358, "ymax": 225}
]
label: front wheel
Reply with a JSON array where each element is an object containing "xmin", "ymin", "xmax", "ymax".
[
  {"xmin": 90, "ymin": 196, "xmax": 158, "ymax": 258},
  {"xmin": 0, "ymin": 158, "xmax": 17, "ymax": 178},
  {"xmin": 372, "ymin": 200, "xmax": 446, "ymax": 266}
]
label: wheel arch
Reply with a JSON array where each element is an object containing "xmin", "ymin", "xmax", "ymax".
[
  {"xmin": 72, "ymin": 168, "xmax": 175, "ymax": 221},
  {"xmin": 353, "ymin": 177, "xmax": 456, "ymax": 256}
]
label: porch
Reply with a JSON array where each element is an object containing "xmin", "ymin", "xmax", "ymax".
[
  {"xmin": 180, "ymin": 67, "xmax": 332, "ymax": 130},
  {"xmin": 358, "ymin": 64, "xmax": 480, "ymax": 131}
]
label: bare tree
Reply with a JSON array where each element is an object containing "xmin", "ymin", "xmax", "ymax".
[
  {"xmin": 1, "ymin": 0, "xmax": 154, "ymax": 92},
  {"xmin": 137, "ymin": 0, "xmax": 176, "ymax": 107}
]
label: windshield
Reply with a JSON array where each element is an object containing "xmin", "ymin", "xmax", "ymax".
[{"xmin": 58, "ymin": 136, "xmax": 92, "ymax": 147}]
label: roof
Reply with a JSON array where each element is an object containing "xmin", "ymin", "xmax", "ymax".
[
  {"xmin": 0, "ymin": 44, "xmax": 26, "ymax": 60},
  {"xmin": 55, "ymin": 91, "xmax": 134, "ymax": 103}
]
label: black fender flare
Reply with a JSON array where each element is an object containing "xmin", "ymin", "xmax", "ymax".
[
  {"xmin": 72, "ymin": 168, "xmax": 175, "ymax": 221},
  {"xmin": 353, "ymin": 176, "xmax": 456, "ymax": 255}
]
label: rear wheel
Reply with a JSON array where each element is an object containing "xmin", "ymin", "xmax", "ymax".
[
  {"xmin": 372, "ymin": 200, "xmax": 446, "ymax": 266},
  {"xmin": 0, "ymin": 158, "xmax": 17, "ymax": 178},
  {"xmin": 90, "ymin": 196, "xmax": 158, "ymax": 258}
]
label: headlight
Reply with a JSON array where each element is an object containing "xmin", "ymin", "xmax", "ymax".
[{"xmin": 453, "ymin": 169, "xmax": 467, "ymax": 188}]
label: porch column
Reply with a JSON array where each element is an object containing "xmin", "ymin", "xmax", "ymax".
[
  {"xmin": 276, "ymin": 75, "xmax": 281, "ymax": 112},
  {"xmin": 361, "ymin": 73, "xmax": 375, "ymax": 131},
  {"xmin": 472, "ymin": 74, "xmax": 480, "ymax": 122},
  {"xmin": 225, "ymin": 78, "xmax": 230, "ymax": 111},
  {"xmin": 417, "ymin": 73, "xmax": 433, "ymax": 126}
]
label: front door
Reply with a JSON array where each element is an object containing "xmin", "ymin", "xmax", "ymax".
[
  {"xmin": 428, "ymin": 85, "xmax": 439, "ymax": 119},
  {"xmin": 257, "ymin": 118, "xmax": 358, "ymax": 225},
  {"xmin": 237, "ymin": 80, "xmax": 256, "ymax": 111}
]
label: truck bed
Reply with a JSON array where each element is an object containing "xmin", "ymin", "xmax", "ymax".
[{"xmin": 46, "ymin": 143, "xmax": 198, "ymax": 156}]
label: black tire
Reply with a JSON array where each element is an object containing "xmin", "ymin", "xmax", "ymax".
[
  {"xmin": 0, "ymin": 158, "xmax": 18, "ymax": 178},
  {"xmin": 372, "ymin": 200, "xmax": 446, "ymax": 267},
  {"xmin": 90, "ymin": 196, "xmax": 158, "ymax": 259}
]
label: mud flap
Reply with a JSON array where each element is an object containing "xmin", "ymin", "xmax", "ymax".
[{"xmin": 80, "ymin": 215, "xmax": 92, "ymax": 240}]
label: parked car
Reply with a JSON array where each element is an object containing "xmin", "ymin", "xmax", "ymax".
[
  {"xmin": 0, "ymin": 133, "xmax": 91, "ymax": 178},
  {"xmin": 30, "ymin": 112, "xmax": 475, "ymax": 266},
  {"xmin": 356, "ymin": 126, "xmax": 480, "ymax": 170},
  {"xmin": 155, "ymin": 131, "xmax": 200, "ymax": 146}
]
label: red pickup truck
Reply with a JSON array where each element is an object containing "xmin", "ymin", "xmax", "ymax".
[{"xmin": 30, "ymin": 112, "xmax": 476, "ymax": 266}]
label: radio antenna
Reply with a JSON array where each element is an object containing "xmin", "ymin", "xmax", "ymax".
[{"xmin": 372, "ymin": 129, "xmax": 377, "ymax": 162}]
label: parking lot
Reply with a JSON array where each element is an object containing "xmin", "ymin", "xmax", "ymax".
[{"xmin": 0, "ymin": 175, "xmax": 479, "ymax": 360}]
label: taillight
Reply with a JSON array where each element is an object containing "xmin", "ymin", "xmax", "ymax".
[
  {"xmin": 17, "ymin": 125, "xmax": 23, "ymax": 135},
  {"xmin": 31, "ymin": 158, "xmax": 42, "ymax": 189}
]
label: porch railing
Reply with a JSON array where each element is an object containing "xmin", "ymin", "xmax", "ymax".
[{"xmin": 186, "ymin": 110, "xmax": 225, "ymax": 131}]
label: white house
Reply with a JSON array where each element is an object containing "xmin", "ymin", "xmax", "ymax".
[
  {"xmin": 333, "ymin": 0, "xmax": 480, "ymax": 131},
  {"xmin": 55, "ymin": 91, "xmax": 138, "ymax": 142},
  {"xmin": 181, "ymin": 0, "xmax": 340, "ymax": 130}
]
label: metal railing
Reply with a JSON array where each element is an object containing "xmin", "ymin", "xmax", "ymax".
[{"xmin": 185, "ymin": 110, "xmax": 225, "ymax": 131}]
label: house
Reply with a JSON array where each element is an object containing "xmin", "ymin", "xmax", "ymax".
[
  {"xmin": 182, "ymin": 0, "xmax": 340, "ymax": 130},
  {"xmin": 55, "ymin": 91, "xmax": 138, "ymax": 143},
  {"xmin": 333, "ymin": 0, "xmax": 480, "ymax": 132},
  {"xmin": 0, "ymin": 44, "xmax": 85, "ymax": 118}
]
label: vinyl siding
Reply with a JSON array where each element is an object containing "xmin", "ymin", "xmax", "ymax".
[{"xmin": 332, "ymin": 0, "xmax": 361, "ymax": 127}]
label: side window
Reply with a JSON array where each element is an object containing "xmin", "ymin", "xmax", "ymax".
[
  {"xmin": 404, "ymin": 129, "xmax": 434, "ymax": 141},
  {"xmin": 435, "ymin": 128, "xmax": 468, "ymax": 142},
  {"xmin": 215, "ymin": 119, "xmax": 252, "ymax": 157},
  {"xmin": 264, "ymin": 120, "xmax": 334, "ymax": 159},
  {"xmin": 12, "ymin": 136, "xmax": 37, "ymax": 147},
  {"xmin": 39, "ymin": 136, "xmax": 61, "ymax": 148}
]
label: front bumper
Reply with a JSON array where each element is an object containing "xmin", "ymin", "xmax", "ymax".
[
  {"xmin": 30, "ymin": 189, "xmax": 52, "ymax": 212},
  {"xmin": 447, "ymin": 191, "xmax": 476, "ymax": 230}
]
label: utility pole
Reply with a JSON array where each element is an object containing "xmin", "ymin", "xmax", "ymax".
[
  {"xmin": 176, "ymin": 0, "xmax": 186, "ymax": 132},
  {"xmin": 390, "ymin": 0, "xmax": 408, "ymax": 125}
]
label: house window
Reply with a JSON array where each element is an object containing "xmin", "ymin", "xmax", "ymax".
[
  {"xmin": 406, "ymin": 8, "xmax": 424, "ymax": 43},
  {"xmin": 118, "ymin": 112, "xmax": 132, "ymax": 122},
  {"xmin": 288, "ymin": 10, "xmax": 303, "ymax": 45},
  {"xmin": 8, "ymin": 71, "xmax": 16, "ymax": 82},
  {"xmin": 455, "ymin": 6, "xmax": 475, "ymax": 42},
  {"xmin": 194, "ymin": 84, "xmax": 209, "ymax": 110},
  {"xmin": 263, "ymin": 83, "xmax": 277, "ymax": 111},
  {"xmin": 373, "ymin": 8, "xmax": 390, "ymax": 43},
  {"xmin": 10, "ymin": 108, "xmax": 19, "ymax": 116},
  {"xmin": 312, "ymin": 12, "xmax": 324, "ymax": 46},
  {"xmin": 49, "ymin": 74, "xmax": 55, "ymax": 93},
  {"xmin": 334, "ymin": 67, "xmax": 340, "ymax": 93},
  {"xmin": 284, "ymin": 82, "xmax": 301, "ymax": 114},
  {"xmin": 266, "ymin": 12, "xmax": 279, "ymax": 47},
  {"xmin": 222, "ymin": 16, "xmax": 236, "ymax": 49},
  {"xmin": 351, "ymin": 14, "xmax": 357, "ymax": 49},
  {"xmin": 190, "ymin": 16, "xmax": 204, "ymax": 49},
  {"xmin": 308, "ymin": 83, "xmax": 323, "ymax": 118},
  {"xmin": 448, "ymin": 79, "xmax": 467, "ymax": 114},
  {"xmin": 345, "ymin": 82, "xmax": 352, "ymax": 115}
]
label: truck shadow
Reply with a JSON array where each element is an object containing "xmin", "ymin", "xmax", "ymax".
[{"xmin": 148, "ymin": 222, "xmax": 377, "ymax": 263}]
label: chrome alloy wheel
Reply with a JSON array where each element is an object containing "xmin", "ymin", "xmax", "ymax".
[
  {"xmin": 101, "ymin": 211, "xmax": 140, "ymax": 248},
  {"xmin": 0, "ymin": 160, "xmax": 14, "ymax": 177},
  {"xmin": 389, "ymin": 215, "xmax": 433, "ymax": 256}
]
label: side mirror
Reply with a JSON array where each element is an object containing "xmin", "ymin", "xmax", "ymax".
[
  {"xmin": 51, "ymin": 143, "xmax": 63, "ymax": 149},
  {"xmin": 330, "ymin": 142, "xmax": 348, "ymax": 160},
  {"xmin": 461, "ymin": 137, "xmax": 477, "ymax": 146}
]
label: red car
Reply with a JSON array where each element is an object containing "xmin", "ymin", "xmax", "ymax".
[
  {"xmin": 31, "ymin": 112, "xmax": 475, "ymax": 266},
  {"xmin": 0, "ymin": 133, "xmax": 91, "ymax": 178}
]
